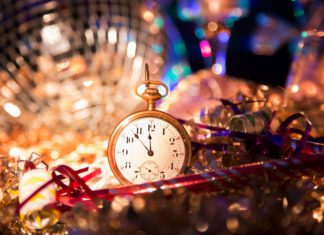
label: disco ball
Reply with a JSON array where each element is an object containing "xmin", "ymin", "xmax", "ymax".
[{"xmin": 0, "ymin": 0, "xmax": 168, "ymax": 134}]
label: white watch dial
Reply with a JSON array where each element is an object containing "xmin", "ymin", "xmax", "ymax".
[{"xmin": 114, "ymin": 117, "xmax": 186, "ymax": 184}]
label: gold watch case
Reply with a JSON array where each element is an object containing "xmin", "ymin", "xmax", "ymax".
[{"xmin": 107, "ymin": 110, "xmax": 192, "ymax": 185}]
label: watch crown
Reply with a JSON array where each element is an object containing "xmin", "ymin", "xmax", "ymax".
[{"xmin": 135, "ymin": 63, "xmax": 169, "ymax": 111}]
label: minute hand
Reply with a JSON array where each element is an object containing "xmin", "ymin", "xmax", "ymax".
[
  {"xmin": 133, "ymin": 132, "xmax": 154, "ymax": 156},
  {"xmin": 148, "ymin": 132, "xmax": 152, "ymax": 152}
]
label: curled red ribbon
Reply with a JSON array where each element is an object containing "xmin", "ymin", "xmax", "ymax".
[
  {"xmin": 17, "ymin": 112, "xmax": 323, "ymax": 213},
  {"xmin": 18, "ymin": 154, "xmax": 324, "ymax": 213}
]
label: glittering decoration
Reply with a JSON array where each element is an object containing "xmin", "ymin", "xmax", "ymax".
[
  {"xmin": 0, "ymin": 156, "xmax": 19, "ymax": 232},
  {"xmin": 159, "ymin": 69, "xmax": 284, "ymax": 125},
  {"xmin": 159, "ymin": 70, "xmax": 250, "ymax": 121},
  {"xmin": 60, "ymin": 176, "xmax": 324, "ymax": 235},
  {"xmin": 229, "ymin": 108, "xmax": 272, "ymax": 134},
  {"xmin": 285, "ymin": 30, "xmax": 324, "ymax": 137},
  {"xmin": 0, "ymin": 116, "xmax": 323, "ymax": 234},
  {"xmin": 4, "ymin": 153, "xmax": 320, "ymax": 234},
  {"xmin": 0, "ymin": 126, "xmax": 119, "ymax": 189},
  {"xmin": 19, "ymin": 169, "xmax": 59, "ymax": 230},
  {"xmin": 159, "ymin": 69, "xmax": 323, "ymax": 172},
  {"xmin": 0, "ymin": 0, "xmax": 170, "ymax": 135}
]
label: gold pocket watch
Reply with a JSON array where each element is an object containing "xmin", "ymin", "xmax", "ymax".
[{"xmin": 108, "ymin": 64, "xmax": 192, "ymax": 184}]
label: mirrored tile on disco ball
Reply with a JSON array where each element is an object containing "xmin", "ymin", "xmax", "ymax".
[{"xmin": 0, "ymin": 0, "xmax": 168, "ymax": 135}]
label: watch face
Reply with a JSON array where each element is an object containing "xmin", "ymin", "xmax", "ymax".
[{"xmin": 113, "ymin": 117, "xmax": 187, "ymax": 184}]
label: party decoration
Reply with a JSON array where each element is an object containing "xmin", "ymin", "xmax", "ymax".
[
  {"xmin": 0, "ymin": 156, "xmax": 19, "ymax": 232},
  {"xmin": 19, "ymin": 169, "xmax": 59, "ymax": 230},
  {"xmin": 14, "ymin": 148, "xmax": 324, "ymax": 219},
  {"xmin": 285, "ymin": 29, "xmax": 324, "ymax": 137},
  {"xmin": 0, "ymin": 102, "xmax": 323, "ymax": 234},
  {"xmin": 108, "ymin": 65, "xmax": 191, "ymax": 184},
  {"xmin": 62, "ymin": 175, "xmax": 324, "ymax": 234},
  {"xmin": 159, "ymin": 69, "xmax": 283, "ymax": 125},
  {"xmin": 229, "ymin": 108, "xmax": 272, "ymax": 134},
  {"xmin": 13, "ymin": 155, "xmax": 324, "ymax": 234},
  {"xmin": 96, "ymin": 155, "xmax": 324, "ymax": 197},
  {"xmin": 0, "ymin": 0, "xmax": 172, "ymax": 135},
  {"xmin": 159, "ymin": 70, "xmax": 251, "ymax": 121}
]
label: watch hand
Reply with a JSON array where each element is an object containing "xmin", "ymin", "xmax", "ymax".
[
  {"xmin": 148, "ymin": 131, "xmax": 154, "ymax": 156},
  {"xmin": 142, "ymin": 166, "xmax": 158, "ymax": 177},
  {"xmin": 132, "ymin": 131, "xmax": 153, "ymax": 156},
  {"xmin": 134, "ymin": 133, "xmax": 149, "ymax": 151}
]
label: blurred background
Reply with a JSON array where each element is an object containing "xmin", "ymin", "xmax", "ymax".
[
  {"xmin": 162, "ymin": 0, "xmax": 321, "ymax": 86},
  {"xmin": 0, "ymin": 0, "xmax": 322, "ymax": 160}
]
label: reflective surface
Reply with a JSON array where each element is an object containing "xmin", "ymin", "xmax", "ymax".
[
  {"xmin": 285, "ymin": 30, "xmax": 324, "ymax": 136},
  {"xmin": 0, "ymin": 0, "xmax": 168, "ymax": 134}
]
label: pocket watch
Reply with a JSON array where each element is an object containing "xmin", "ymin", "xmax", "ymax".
[{"xmin": 108, "ymin": 64, "xmax": 192, "ymax": 184}]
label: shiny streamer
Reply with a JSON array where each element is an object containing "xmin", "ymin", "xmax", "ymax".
[
  {"xmin": 18, "ymin": 155, "xmax": 324, "ymax": 214},
  {"xmin": 17, "ymin": 112, "xmax": 324, "ymax": 214},
  {"xmin": 179, "ymin": 112, "xmax": 322, "ymax": 158},
  {"xmin": 16, "ymin": 93, "xmax": 323, "ymax": 217}
]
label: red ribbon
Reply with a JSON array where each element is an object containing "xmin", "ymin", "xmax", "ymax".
[
  {"xmin": 17, "ymin": 167, "xmax": 96, "ymax": 213},
  {"xmin": 18, "ymin": 154, "xmax": 324, "ymax": 213},
  {"xmin": 17, "ymin": 112, "xmax": 323, "ymax": 213}
]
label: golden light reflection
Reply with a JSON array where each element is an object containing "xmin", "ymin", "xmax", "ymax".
[
  {"xmin": 69, "ymin": 57, "xmax": 87, "ymax": 76},
  {"xmin": 196, "ymin": 221, "xmax": 209, "ymax": 233},
  {"xmin": 311, "ymin": 190, "xmax": 324, "ymax": 223},
  {"xmin": 42, "ymin": 13, "xmax": 56, "ymax": 23},
  {"xmin": 73, "ymin": 99, "xmax": 89, "ymax": 111},
  {"xmin": 85, "ymin": 29, "xmax": 95, "ymax": 45},
  {"xmin": 126, "ymin": 41, "xmax": 137, "ymax": 59},
  {"xmin": 111, "ymin": 196, "xmax": 130, "ymax": 213},
  {"xmin": 226, "ymin": 218, "xmax": 239, "ymax": 232},
  {"xmin": 268, "ymin": 93, "xmax": 282, "ymax": 107},
  {"xmin": 50, "ymin": 151, "xmax": 59, "ymax": 160},
  {"xmin": 320, "ymin": 104, "xmax": 324, "ymax": 111},
  {"xmin": 142, "ymin": 10, "xmax": 154, "ymax": 22},
  {"xmin": 228, "ymin": 202, "xmax": 248, "ymax": 212},
  {"xmin": 149, "ymin": 24, "xmax": 160, "ymax": 34},
  {"xmin": 4, "ymin": 102, "xmax": 21, "ymax": 118},
  {"xmin": 207, "ymin": 21, "xmax": 218, "ymax": 32},
  {"xmin": 1, "ymin": 86, "xmax": 13, "ymax": 99},
  {"xmin": 313, "ymin": 208, "xmax": 323, "ymax": 222},
  {"xmin": 108, "ymin": 27, "xmax": 117, "ymax": 44},
  {"xmin": 132, "ymin": 197, "xmax": 146, "ymax": 212},
  {"xmin": 208, "ymin": 1, "xmax": 220, "ymax": 13},
  {"xmin": 301, "ymin": 80, "xmax": 317, "ymax": 97},
  {"xmin": 0, "ymin": 0, "xmax": 167, "ymax": 140},
  {"xmin": 82, "ymin": 79, "xmax": 93, "ymax": 87},
  {"xmin": 9, "ymin": 147, "xmax": 21, "ymax": 158},
  {"xmin": 56, "ymin": 60, "xmax": 70, "ymax": 72},
  {"xmin": 41, "ymin": 24, "xmax": 71, "ymax": 55},
  {"xmin": 132, "ymin": 56, "xmax": 143, "ymax": 72},
  {"xmin": 291, "ymin": 84, "xmax": 299, "ymax": 93}
]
